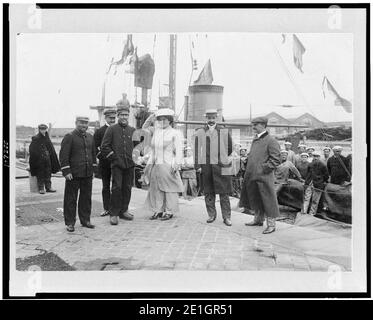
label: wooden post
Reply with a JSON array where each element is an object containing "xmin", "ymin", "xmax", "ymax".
[{"xmin": 141, "ymin": 88, "xmax": 148, "ymax": 106}]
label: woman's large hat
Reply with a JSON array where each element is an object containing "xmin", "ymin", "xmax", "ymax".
[{"xmin": 155, "ymin": 108, "xmax": 174, "ymax": 117}]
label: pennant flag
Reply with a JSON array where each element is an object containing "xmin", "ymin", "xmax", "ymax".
[
  {"xmin": 281, "ymin": 34, "xmax": 286, "ymax": 44},
  {"xmin": 193, "ymin": 59, "xmax": 213, "ymax": 85},
  {"xmin": 111, "ymin": 34, "xmax": 135, "ymax": 67},
  {"xmin": 292, "ymin": 34, "xmax": 306, "ymax": 72},
  {"xmin": 124, "ymin": 54, "xmax": 136, "ymax": 74},
  {"xmin": 322, "ymin": 76, "xmax": 352, "ymax": 113},
  {"xmin": 106, "ymin": 57, "xmax": 114, "ymax": 74}
]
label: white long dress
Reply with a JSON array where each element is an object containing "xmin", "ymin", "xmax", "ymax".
[{"xmin": 144, "ymin": 125, "xmax": 184, "ymax": 214}]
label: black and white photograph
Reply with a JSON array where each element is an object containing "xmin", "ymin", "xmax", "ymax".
[{"xmin": 4, "ymin": 3, "xmax": 369, "ymax": 297}]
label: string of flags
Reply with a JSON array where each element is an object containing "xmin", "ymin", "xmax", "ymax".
[{"xmin": 282, "ymin": 33, "xmax": 352, "ymax": 113}]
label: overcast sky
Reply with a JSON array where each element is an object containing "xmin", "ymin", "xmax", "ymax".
[{"xmin": 16, "ymin": 32, "xmax": 353, "ymax": 127}]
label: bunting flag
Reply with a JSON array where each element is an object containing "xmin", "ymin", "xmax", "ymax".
[
  {"xmin": 281, "ymin": 34, "xmax": 286, "ymax": 44},
  {"xmin": 105, "ymin": 57, "xmax": 114, "ymax": 75},
  {"xmin": 124, "ymin": 54, "xmax": 136, "ymax": 74},
  {"xmin": 111, "ymin": 34, "xmax": 135, "ymax": 67},
  {"xmin": 193, "ymin": 59, "xmax": 213, "ymax": 85},
  {"xmin": 292, "ymin": 34, "xmax": 306, "ymax": 72},
  {"xmin": 322, "ymin": 76, "xmax": 352, "ymax": 113}
]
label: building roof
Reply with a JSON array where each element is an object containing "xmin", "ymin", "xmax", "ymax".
[
  {"xmin": 224, "ymin": 112, "xmax": 325, "ymax": 128},
  {"xmin": 292, "ymin": 112, "xmax": 325, "ymax": 127}
]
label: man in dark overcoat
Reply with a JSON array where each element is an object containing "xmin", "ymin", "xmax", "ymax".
[
  {"xmin": 239, "ymin": 117, "xmax": 281, "ymax": 234},
  {"xmin": 194, "ymin": 109, "xmax": 233, "ymax": 226},
  {"xmin": 59, "ymin": 116, "xmax": 98, "ymax": 232},
  {"xmin": 93, "ymin": 108, "xmax": 116, "ymax": 217},
  {"xmin": 29, "ymin": 124, "xmax": 60, "ymax": 194},
  {"xmin": 101, "ymin": 106, "xmax": 136, "ymax": 226},
  {"xmin": 327, "ymin": 146, "xmax": 351, "ymax": 185}
]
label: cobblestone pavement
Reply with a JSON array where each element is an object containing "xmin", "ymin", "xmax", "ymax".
[{"xmin": 15, "ymin": 177, "xmax": 351, "ymax": 271}]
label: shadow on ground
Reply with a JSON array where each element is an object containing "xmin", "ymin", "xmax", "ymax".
[{"xmin": 16, "ymin": 251, "xmax": 76, "ymax": 271}]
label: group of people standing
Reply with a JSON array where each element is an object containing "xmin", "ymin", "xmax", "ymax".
[
  {"xmin": 276, "ymin": 142, "xmax": 351, "ymax": 217},
  {"xmin": 28, "ymin": 106, "xmax": 352, "ymax": 235}
]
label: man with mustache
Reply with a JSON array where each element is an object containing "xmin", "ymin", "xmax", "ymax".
[
  {"xmin": 194, "ymin": 109, "xmax": 233, "ymax": 226},
  {"xmin": 239, "ymin": 117, "xmax": 281, "ymax": 234},
  {"xmin": 101, "ymin": 106, "xmax": 136, "ymax": 225},
  {"xmin": 59, "ymin": 116, "xmax": 98, "ymax": 232}
]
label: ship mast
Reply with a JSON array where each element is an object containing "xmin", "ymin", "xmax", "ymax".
[{"xmin": 169, "ymin": 34, "xmax": 177, "ymax": 111}]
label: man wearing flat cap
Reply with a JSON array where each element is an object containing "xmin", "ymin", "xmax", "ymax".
[
  {"xmin": 93, "ymin": 108, "xmax": 117, "ymax": 217},
  {"xmin": 101, "ymin": 106, "xmax": 136, "ymax": 225},
  {"xmin": 284, "ymin": 141, "xmax": 296, "ymax": 164},
  {"xmin": 327, "ymin": 146, "xmax": 351, "ymax": 185},
  {"xmin": 274, "ymin": 149, "xmax": 303, "ymax": 196},
  {"xmin": 239, "ymin": 116, "xmax": 281, "ymax": 234},
  {"xmin": 294, "ymin": 144, "xmax": 307, "ymax": 166},
  {"xmin": 194, "ymin": 108, "xmax": 233, "ymax": 226},
  {"xmin": 321, "ymin": 146, "xmax": 331, "ymax": 165},
  {"xmin": 303, "ymin": 151, "xmax": 329, "ymax": 215},
  {"xmin": 59, "ymin": 116, "xmax": 98, "ymax": 232},
  {"xmin": 29, "ymin": 124, "xmax": 60, "ymax": 194},
  {"xmin": 295, "ymin": 152, "xmax": 310, "ymax": 180},
  {"xmin": 306, "ymin": 147, "xmax": 315, "ymax": 163}
]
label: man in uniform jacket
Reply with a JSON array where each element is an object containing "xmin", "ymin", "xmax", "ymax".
[
  {"xmin": 29, "ymin": 124, "xmax": 60, "ymax": 194},
  {"xmin": 93, "ymin": 108, "xmax": 116, "ymax": 217},
  {"xmin": 327, "ymin": 146, "xmax": 351, "ymax": 185},
  {"xmin": 194, "ymin": 109, "xmax": 233, "ymax": 226},
  {"xmin": 239, "ymin": 117, "xmax": 281, "ymax": 234},
  {"xmin": 59, "ymin": 116, "xmax": 98, "ymax": 232},
  {"xmin": 101, "ymin": 106, "xmax": 136, "ymax": 225},
  {"xmin": 303, "ymin": 151, "xmax": 329, "ymax": 215}
]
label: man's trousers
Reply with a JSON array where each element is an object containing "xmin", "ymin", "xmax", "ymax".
[
  {"xmin": 100, "ymin": 164, "xmax": 111, "ymax": 211},
  {"xmin": 204, "ymin": 193, "xmax": 231, "ymax": 219},
  {"xmin": 63, "ymin": 177, "xmax": 93, "ymax": 226},
  {"xmin": 110, "ymin": 166, "xmax": 134, "ymax": 217},
  {"xmin": 37, "ymin": 175, "xmax": 52, "ymax": 191},
  {"xmin": 303, "ymin": 184, "xmax": 323, "ymax": 216}
]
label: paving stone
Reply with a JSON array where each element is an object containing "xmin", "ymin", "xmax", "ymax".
[{"xmin": 15, "ymin": 178, "xmax": 350, "ymax": 273}]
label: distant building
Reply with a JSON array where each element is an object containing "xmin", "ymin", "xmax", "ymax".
[
  {"xmin": 325, "ymin": 121, "xmax": 352, "ymax": 128},
  {"xmin": 290, "ymin": 113, "xmax": 325, "ymax": 128},
  {"xmin": 265, "ymin": 112, "xmax": 291, "ymax": 136},
  {"xmin": 224, "ymin": 112, "xmax": 326, "ymax": 139},
  {"xmin": 16, "ymin": 126, "xmax": 36, "ymax": 139}
]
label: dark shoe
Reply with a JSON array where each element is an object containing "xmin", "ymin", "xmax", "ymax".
[
  {"xmin": 206, "ymin": 216, "xmax": 216, "ymax": 223},
  {"xmin": 46, "ymin": 188, "xmax": 56, "ymax": 193},
  {"xmin": 262, "ymin": 226, "xmax": 275, "ymax": 234},
  {"xmin": 245, "ymin": 221, "xmax": 263, "ymax": 226},
  {"xmin": 66, "ymin": 225, "xmax": 74, "ymax": 232},
  {"xmin": 223, "ymin": 218, "xmax": 232, "ymax": 226},
  {"xmin": 39, "ymin": 190, "xmax": 45, "ymax": 194},
  {"xmin": 100, "ymin": 210, "xmax": 110, "ymax": 217},
  {"xmin": 110, "ymin": 216, "xmax": 118, "ymax": 225},
  {"xmin": 149, "ymin": 212, "xmax": 163, "ymax": 220},
  {"xmin": 119, "ymin": 211, "xmax": 134, "ymax": 220},
  {"xmin": 82, "ymin": 222, "xmax": 95, "ymax": 229},
  {"xmin": 120, "ymin": 211, "xmax": 134, "ymax": 217},
  {"xmin": 160, "ymin": 213, "xmax": 173, "ymax": 221}
]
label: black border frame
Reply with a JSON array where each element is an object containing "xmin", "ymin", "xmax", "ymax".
[{"xmin": 2, "ymin": 2, "xmax": 370, "ymax": 300}]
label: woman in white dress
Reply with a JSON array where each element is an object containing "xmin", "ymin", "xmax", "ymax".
[{"xmin": 143, "ymin": 108, "xmax": 184, "ymax": 220}]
